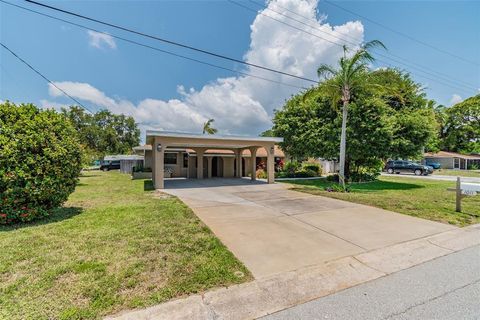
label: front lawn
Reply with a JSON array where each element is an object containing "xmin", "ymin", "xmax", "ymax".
[
  {"xmin": 0, "ymin": 171, "xmax": 250, "ymax": 320},
  {"xmin": 433, "ymin": 169, "xmax": 480, "ymax": 178},
  {"xmin": 285, "ymin": 176, "xmax": 479, "ymax": 227}
]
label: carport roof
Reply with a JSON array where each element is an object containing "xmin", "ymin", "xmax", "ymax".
[{"xmin": 146, "ymin": 130, "xmax": 283, "ymax": 145}]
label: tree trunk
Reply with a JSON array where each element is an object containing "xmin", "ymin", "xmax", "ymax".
[{"xmin": 339, "ymin": 100, "xmax": 348, "ymax": 188}]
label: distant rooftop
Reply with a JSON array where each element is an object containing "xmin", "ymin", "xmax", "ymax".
[{"xmin": 424, "ymin": 151, "xmax": 480, "ymax": 160}]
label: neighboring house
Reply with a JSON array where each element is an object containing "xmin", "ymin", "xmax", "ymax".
[
  {"xmin": 423, "ymin": 151, "xmax": 480, "ymax": 170},
  {"xmin": 104, "ymin": 154, "xmax": 144, "ymax": 173},
  {"xmin": 141, "ymin": 131, "xmax": 284, "ymax": 189}
]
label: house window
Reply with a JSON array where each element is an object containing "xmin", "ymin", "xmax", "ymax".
[
  {"xmin": 183, "ymin": 153, "xmax": 188, "ymax": 168},
  {"xmin": 165, "ymin": 153, "xmax": 177, "ymax": 165}
]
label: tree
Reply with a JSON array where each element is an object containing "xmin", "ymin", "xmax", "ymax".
[
  {"xmin": 202, "ymin": 119, "xmax": 218, "ymax": 135},
  {"xmin": 272, "ymin": 68, "xmax": 438, "ymax": 181},
  {"xmin": 439, "ymin": 95, "xmax": 480, "ymax": 153},
  {"xmin": 316, "ymin": 40, "xmax": 386, "ymax": 187},
  {"xmin": 0, "ymin": 102, "xmax": 82, "ymax": 224},
  {"xmin": 61, "ymin": 106, "xmax": 140, "ymax": 164}
]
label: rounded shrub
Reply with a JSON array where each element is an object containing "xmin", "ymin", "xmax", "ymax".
[{"xmin": 0, "ymin": 102, "xmax": 82, "ymax": 224}]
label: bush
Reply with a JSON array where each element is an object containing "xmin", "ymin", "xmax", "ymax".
[
  {"xmin": 302, "ymin": 162, "xmax": 322, "ymax": 175},
  {"xmin": 0, "ymin": 102, "xmax": 82, "ymax": 224},
  {"xmin": 349, "ymin": 165, "xmax": 381, "ymax": 182},
  {"xmin": 256, "ymin": 169, "xmax": 267, "ymax": 179},
  {"xmin": 283, "ymin": 160, "xmax": 301, "ymax": 176},
  {"xmin": 294, "ymin": 169, "xmax": 317, "ymax": 178},
  {"xmin": 326, "ymin": 174, "xmax": 339, "ymax": 182}
]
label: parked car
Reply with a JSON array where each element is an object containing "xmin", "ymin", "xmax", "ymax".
[
  {"xmin": 385, "ymin": 160, "xmax": 434, "ymax": 176},
  {"xmin": 425, "ymin": 160, "xmax": 441, "ymax": 169},
  {"xmin": 100, "ymin": 160, "xmax": 120, "ymax": 171}
]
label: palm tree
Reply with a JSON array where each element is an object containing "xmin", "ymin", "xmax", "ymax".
[
  {"xmin": 317, "ymin": 40, "xmax": 386, "ymax": 188},
  {"xmin": 202, "ymin": 119, "xmax": 218, "ymax": 135}
]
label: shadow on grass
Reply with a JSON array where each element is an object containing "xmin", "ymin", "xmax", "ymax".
[
  {"xmin": 288, "ymin": 178, "xmax": 424, "ymax": 192},
  {"xmin": 0, "ymin": 207, "xmax": 83, "ymax": 232},
  {"xmin": 352, "ymin": 180, "xmax": 425, "ymax": 192},
  {"xmin": 144, "ymin": 179, "xmax": 154, "ymax": 191}
]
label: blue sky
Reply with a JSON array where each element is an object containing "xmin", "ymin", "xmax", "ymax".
[{"xmin": 1, "ymin": 0, "xmax": 479, "ymax": 136}]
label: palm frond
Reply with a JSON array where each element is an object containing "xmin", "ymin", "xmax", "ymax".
[{"xmin": 317, "ymin": 64, "xmax": 336, "ymax": 80}]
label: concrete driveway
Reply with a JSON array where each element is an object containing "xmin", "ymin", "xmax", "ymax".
[{"xmin": 164, "ymin": 178, "xmax": 455, "ymax": 278}]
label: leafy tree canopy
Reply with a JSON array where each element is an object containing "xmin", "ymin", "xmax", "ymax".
[
  {"xmin": 272, "ymin": 68, "xmax": 438, "ymax": 176},
  {"xmin": 61, "ymin": 106, "xmax": 140, "ymax": 163},
  {"xmin": 438, "ymin": 95, "xmax": 480, "ymax": 154}
]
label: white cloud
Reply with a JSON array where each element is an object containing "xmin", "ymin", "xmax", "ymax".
[
  {"xmin": 450, "ymin": 94, "xmax": 463, "ymax": 105},
  {"xmin": 47, "ymin": 0, "xmax": 364, "ymax": 136},
  {"xmin": 87, "ymin": 30, "xmax": 116, "ymax": 49}
]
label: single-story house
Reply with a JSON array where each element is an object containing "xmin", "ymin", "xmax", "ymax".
[
  {"xmin": 143, "ymin": 130, "xmax": 284, "ymax": 189},
  {"xmin": 423, "ymin": 151, "xmax": 480, "ymax": 170}
]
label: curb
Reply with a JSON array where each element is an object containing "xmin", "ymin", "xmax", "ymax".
[{"xmin": 105, "ymin": 224, "xmax": 480, "ymax": 320}]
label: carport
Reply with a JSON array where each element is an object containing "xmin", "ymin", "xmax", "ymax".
[{"xmin": 145, "ymin": 130, "xmax": 283, "ymax": 189}]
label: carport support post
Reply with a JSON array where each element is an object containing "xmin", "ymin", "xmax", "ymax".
[
  {"xmin": 235, "ymin": 149, "xmax": 243, "ymax": 178},
  {"xmin": 153, "ymin": 138, "xmax": 165, "ymax": 189},
  {"xmin": 267, "ymin": 144, "xmax": 275, "ymax": 184},
  {"xmin": 195, "ymin": 148, "xmax": 206, "ymax": 179},
  {"xmin": 250, "ymin": 147, "xmax": 258, "ymax": 181}
]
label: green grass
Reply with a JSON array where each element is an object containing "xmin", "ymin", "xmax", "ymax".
[
  {"xmin": 285, "ymin": 176, "xmax": 480, "ymax": 227},
  {"xmin": 0, "ymin": 171, "xmax": 251, "ymax": 320},
  {"xmin": 433, "ymin": 169, "xmax": 480, "ymax": 178}
]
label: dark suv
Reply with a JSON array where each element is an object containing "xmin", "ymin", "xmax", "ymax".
[
  {"xmin": 385, "ymin": 160, "xmax": 433, "ymax": 176},
  {"xmin": 100, "ymin": 160, "xmax": 120, "ymax": 171}
]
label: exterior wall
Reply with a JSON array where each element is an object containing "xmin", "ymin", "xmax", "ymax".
[
  {"xmin": 144, "ymin": 150, "xmax": 153, "ymax": 169},
  {"xmin": 222, "ymin": 157, "xmax": 235, "ymax": 178},
  {"xmin": 425, "ymin": 157, "xmax": 454, "ymax": 169}
]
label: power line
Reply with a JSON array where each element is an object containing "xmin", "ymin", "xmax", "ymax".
[
  {"xmin": 23, "ymin": 0, "xmax": 318, "ymax": 84},
  {"xmin": 248, "ymin": 0, "xmax": 475, "ymax": 89},
  {"xmin": 0, "ymin": 1, "xmax": 307, "ymax": 91},
  {"xmin": 323, "ymin": 0, "xmax": 479, "ymax": 67},
  {"xmin": 0, "ymin": 42, "xmax": 94, "ymax": 113},
  {"xmin": 230, "ymin": 0, "xmax": 475, "ymax": 94}
]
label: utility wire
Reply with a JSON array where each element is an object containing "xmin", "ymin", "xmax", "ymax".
[
  {"xmin": 323, "ymin": 0, "xmax": 479, "ymax": 66},
  {"xmin": 1, "ymin": 1, "xmax": 307, "ymax": 90},
  {"xmin": 230, "ymin": 0, "xmax": 475, "ymax": 94},
  {"xmin": 248, "ymin": 0, "xmax": 475, "ymax": 89},
  {"xmin": 23, "ymin": 0, "xmax": 318, "ymax": 84},
  {"xmin": 0, "ymin": 42, "xmax": 94, "ymax": 113}
]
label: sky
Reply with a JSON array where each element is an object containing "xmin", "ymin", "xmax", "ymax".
[{"xmin": 1, "ymin": 0, "xmax": 479, "ymax": 138}]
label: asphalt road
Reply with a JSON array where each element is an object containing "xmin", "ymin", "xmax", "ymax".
[
  {"xmin": 261, "ymin": 244, "xmax": 480, "ymax": 320},
  {"xmin": 380, "ymin": 172, "xmax": 480, "ymax": 184}
]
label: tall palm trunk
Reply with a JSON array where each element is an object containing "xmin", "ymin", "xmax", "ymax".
[{"xmin": 339, "ymin": 95, "xmax": 349, "ymax": 188}]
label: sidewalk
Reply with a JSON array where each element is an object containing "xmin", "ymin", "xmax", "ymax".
[{"xmin": 105, "ymin": 223, "xmax": 480, "ymax": 320}]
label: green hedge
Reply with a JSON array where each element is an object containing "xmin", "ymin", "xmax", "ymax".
[{"xmin": 0, "ymin": 102, "xmax": 82, "ymax": 224}]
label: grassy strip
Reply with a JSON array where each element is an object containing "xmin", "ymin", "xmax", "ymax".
[
  {"xmin": 0, "ymin": 171, "xmax": 251, "ymax": 319},
  {"xmin": 432, "ymin": 169, "xmax": 480, "ymax": 178},
  {"xmin": 284, "ymin": 176, "xmax": 479, "ymax": 227}
]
